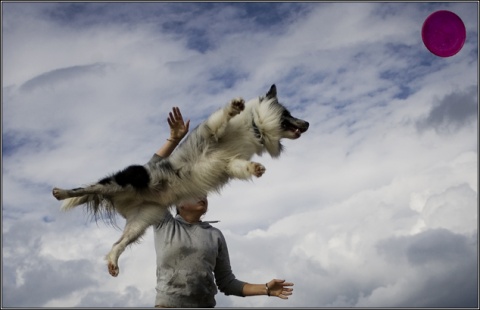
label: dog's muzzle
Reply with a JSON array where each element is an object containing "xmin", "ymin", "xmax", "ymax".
[{"xmin": 286, "ymin": 118, "xmax": 309, "ymax": 138}]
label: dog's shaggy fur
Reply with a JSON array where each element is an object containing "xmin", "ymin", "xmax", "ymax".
[{"xmin": 52, "ymin": 84, "xmax": 309, "ymax": 276}]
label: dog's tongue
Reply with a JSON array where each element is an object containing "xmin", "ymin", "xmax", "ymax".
[{"xmin": 293, "ymin": 128, "xmax": 301, "ymax": 138}]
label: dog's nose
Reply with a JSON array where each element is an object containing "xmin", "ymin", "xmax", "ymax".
[{"xmin": 301, "ymin": 121, "xmax": 309, "ymax": 132}]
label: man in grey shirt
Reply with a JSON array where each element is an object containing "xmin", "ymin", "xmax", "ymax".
[{"xmin": 152, "ymin": 107, "xmax": 294, "ymax": 307}]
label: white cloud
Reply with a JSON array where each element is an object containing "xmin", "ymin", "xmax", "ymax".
[{"xmin": 421, "ymin": 183, "xmax": 477, "ymax": 234}]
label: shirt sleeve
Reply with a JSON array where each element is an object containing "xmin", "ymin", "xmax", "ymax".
[
  {"xmin": 214, "ymin": 230, "xmax": 246, "ymax": 297},
  {"xmin": 153, "ymin": 209, "xmax": 174, "ymax": 230},
  {"xmin": 148, "ymin": 153, "xmax": 165, "ymax": 164},
  {"xmin": 147, "ymin": 154, "xmax": 175, "ymax": 226}
]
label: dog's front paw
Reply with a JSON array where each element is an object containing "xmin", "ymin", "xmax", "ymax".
[
  {"xmin": 248, "ymin": 162, "xmax": 266, "ymax": 178},
  {"xmin": 229, "ymin": 97, "xmax": 245, "ymax": 116}
]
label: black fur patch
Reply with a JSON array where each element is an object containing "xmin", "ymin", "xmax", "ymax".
[
  {"xmin": 113, "ymin": 165, "xmax": 150, "ymax": 189},
  {"xmin": 98, "ymin": 177, "xmax": 113, "ymax": 185}
]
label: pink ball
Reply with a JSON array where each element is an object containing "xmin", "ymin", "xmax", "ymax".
[{"xmin": 422, "ymin": 10, "xmax": 466, "ymax": 57}]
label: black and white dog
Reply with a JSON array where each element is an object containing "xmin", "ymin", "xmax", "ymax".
[{"xmin": 53, "ymin": 84, "xmax": 309, "ymax": 276}]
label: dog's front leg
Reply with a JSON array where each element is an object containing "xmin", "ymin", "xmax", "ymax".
[
  {"xmin": 227, "ymin": 159, "xmax": 266, "ymax": 179},
  {"xmin": 204, "ymin": 97, "xmax": 245, "ymax": 140}
]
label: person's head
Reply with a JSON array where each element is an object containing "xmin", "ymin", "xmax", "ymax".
[{"xmin": 175, "ymin": 196, "xmax": 208, "ymax": 220}]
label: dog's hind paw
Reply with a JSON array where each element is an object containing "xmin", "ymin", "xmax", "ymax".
[
  {"xmin": 229, "ymin": 97, "xmax": 245, "ymax": 116},
  {"xmin": 108, "ymin": 262, "xmax": 120, "ymax": 277},
  {"xmin": 249, "ymin": 162, "xmax": 266, "ymax": 178},
  {"xmin": 52, "ymin": 188, "xmax": 68, "ymax": 200}
]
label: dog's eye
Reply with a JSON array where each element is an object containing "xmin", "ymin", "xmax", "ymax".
[{"xmin": 282, "ymin": 110, "xmax": 292, "ymax": 118}]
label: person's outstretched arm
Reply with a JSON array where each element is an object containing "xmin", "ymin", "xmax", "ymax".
[
  {"xmin": 155, "ymin": 106, "xmax": 190, "ymax": 158},
  {"xmin": 242, "ymin": 279, "xmax": 294, "ymax": 299}
]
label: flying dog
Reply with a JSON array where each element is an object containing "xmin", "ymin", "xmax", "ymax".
[{"xmin": 52, "ymin": 84, "xmax": 309, "ymax": 276}]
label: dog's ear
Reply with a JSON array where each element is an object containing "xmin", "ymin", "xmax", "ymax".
[{"xmin": 266, "ymin": 84, "xmax": 277, "ymax": 99}]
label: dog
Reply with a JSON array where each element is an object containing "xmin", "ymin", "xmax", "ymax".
[{"xmin": 52, "ymin": 84, "xmax": 309, "ymax": 277}]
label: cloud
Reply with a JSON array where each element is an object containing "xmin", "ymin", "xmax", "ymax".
[
  {"xmin": 2, "ymin": 221, "xmax": 97, "ymax": 307},
  {"xmin": 372, "ymin": 229, "xmax": 477, "ymax": 307},
  {"xmin": 19, "ymin": 62, "xmax": 113, "ymax": 93},
  {"xmin": 76, "ymin": 286, "xmax": 146, "ymax": 307},
  {"xmin": 417, "ymin": 85, "xmax": 477, "ymax": 134},
  {"xmin": 421, "ymin": 183, "xmax": 477, "ymax": 234}
]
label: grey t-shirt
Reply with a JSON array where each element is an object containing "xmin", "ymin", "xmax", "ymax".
[{"xmin": 150, "ymin": 154, "xmax": 246, "ymax": 307}]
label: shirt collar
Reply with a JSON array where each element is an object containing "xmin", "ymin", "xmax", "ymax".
[{"xmin": 175, "ymin": 214, "xmax": 220, "ymax": 227}]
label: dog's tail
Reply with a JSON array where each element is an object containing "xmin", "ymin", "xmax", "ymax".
[
  {"xmin": 61, "ymin": 194, "xmax": 118, "ymax": 226},
  {"xmin": 60, "ymin": 195, "xmax": 96, "ymax": 211}
]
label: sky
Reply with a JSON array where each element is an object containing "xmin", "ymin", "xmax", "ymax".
[{"xmin": 1, "ymin": 1, "xmax": 478, "ymax": 308}]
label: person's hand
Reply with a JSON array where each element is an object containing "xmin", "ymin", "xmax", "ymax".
[
  {"xmin": 267, "ymin": 279, "xmax": 294, "ymax": 299},
  {"xmin": 168, "ymin": 107, "xmax": 190, "ymax": 142}
]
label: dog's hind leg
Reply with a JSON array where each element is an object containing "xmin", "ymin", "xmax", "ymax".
[
  {"xmin": 106, "ymin": 219, "xmax": 150, "ymax": 277},
  {"xmin": 204, "ymin": 97, "xmax": 245, "ymax": 140},
  {"xmin": 53, "ymin": 165, "xmax": 150, "ymax": 201},
  {"xmin": 227, "ymin": 159, "xmax": 266, "ymax": 179},
  {"xmin": 52, "ymin": 184, "xmax": 121, "ymax": 200}
]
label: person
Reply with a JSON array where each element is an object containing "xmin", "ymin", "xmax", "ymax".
[{"xmin": 149, "ymin": 107, "xmax": 294, "ymax": 308}]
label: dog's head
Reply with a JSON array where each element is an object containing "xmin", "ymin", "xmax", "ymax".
[
  {"xmin": 254, "ymin": 84, "xmax": 309, "ymax": 157},
  {"xmin": 265, "ymin": 85, "xmax": 310, "ymax": 139}
]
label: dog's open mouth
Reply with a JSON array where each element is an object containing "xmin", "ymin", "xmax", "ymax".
[
  {"xmin": 286, "ymin": 121, "xmax": 309, "ymax": 139},
  {"xmin": 289, "ymin": 127, "xmax": 302, "ymax": 138}
]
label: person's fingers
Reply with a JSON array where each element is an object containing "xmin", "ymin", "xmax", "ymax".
[
  {"xmin": 272, "ymin": 279, "xmax": 294, "ymax": 287},
  {"xmin": 277, "ymin": 289, "xmax": 293, "ymax": 299},
  {"xmin": 173, "ymin": 107, "xmax": 183, "ymax": 121}
]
